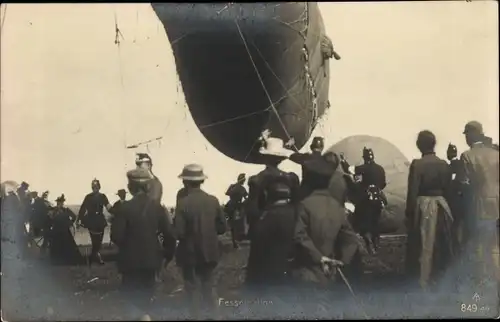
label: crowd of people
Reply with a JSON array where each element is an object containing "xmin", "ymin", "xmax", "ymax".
[{"xmin": 1, "ymin": 120, "xmax": 498, "ymax": 320}]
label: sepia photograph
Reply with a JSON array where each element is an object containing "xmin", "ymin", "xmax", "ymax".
[{"xmin": 1, "ymin": 1, "xmax": 498, "ymax": 320}]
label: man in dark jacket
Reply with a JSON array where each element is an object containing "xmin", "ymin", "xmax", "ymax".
[
  {"xmin": 136, "ymin": 153, "xmax": 163, "ymax": 204},
  {"xmin": 293, "ymin": 155, "xmax": 360, "ymax": 289},
  {"xmin": 246, "ymin": 175, "xmax": 296, "ymax": 293},
  {"xmin": 224, "ymin": 173, "xmax": 248, "ymax": 248},
  {"xmin": 110, "ymin": 168, "xmax": 176, "ymax": 321},
  {"xmin": 289, "ymin": 136, "xmax": 325, "ymax": 200},
  {"xmin": 457, "ymin": 121, "xmax": 499, "ymax": 298},
  {"xmin": 344, "ymin": 148, "xmax": 387, "ymax": 254},
  {"xmin": 109, "ymin": 189, "xmax": 127, "ymax": 222},
  {"xmin": 174, "ymin": 164, "xmax": 227, "ymax": 318}
]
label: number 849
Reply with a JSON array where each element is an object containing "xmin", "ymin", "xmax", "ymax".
[{"xmin": 461, "ymin": 304, "xmax": 478, "ymax": 312}]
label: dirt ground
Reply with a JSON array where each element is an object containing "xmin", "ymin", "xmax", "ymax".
[{"xmin": 1, "ymin": 232, "xmax": 497, "ymax": 321}]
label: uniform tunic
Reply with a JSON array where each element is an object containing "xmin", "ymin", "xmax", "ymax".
[{"xmin": 78, "ymin": 192, "xmax": 110, "ymax": 232}]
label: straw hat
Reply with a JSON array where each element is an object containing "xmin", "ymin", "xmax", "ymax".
[
  {"xmin": 259, "ymin": 137, "xmax": 294, "ymax": 158},
  {"xmin": 178, "ymin": 164, "xmax": 208, "ymax": 181}
]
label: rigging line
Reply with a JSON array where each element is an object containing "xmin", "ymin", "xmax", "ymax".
[
  {"xmin": 234, "ymin": 18, "xmax": 299, "ymax": 152},
  {"xmin": 198, "ymin": 108, "xmax": 271, "ymax": 130},
  {"xmin": 248, "ymin": 39, "xmax": 311, "ymax": 118},
  {"xmin": 197, "ymin": 93, "xmax": 288, "ymax": 130},
  {"xmin": 0, "ymin": 4, "xmax": 7, "ymax": 36},
  {"xmin": 113, "ymin": 8, "xmax": 128, "ymax": 172}
]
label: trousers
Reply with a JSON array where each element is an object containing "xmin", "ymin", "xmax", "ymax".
[{"xmin": 181, "ymin": 262, "xmax": 217, "ymax": 317}]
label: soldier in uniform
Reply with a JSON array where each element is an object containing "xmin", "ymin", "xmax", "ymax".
[
  {"xmin": 246, "ymin": 136, "xmax": 299, "ymax": 241},
  {"xmin": 289, "ymin": 136, "xmax": 326, "ymax": 200},
  {"xmin": 77, "ymin": 179, "xmax": 112, "ymax": 265},
  {"xmin": 457, "ymin": 121, "xmax": 499, "ymax": 297},
  {"xmin": 405, "ymin": 130, "xmax": 454, "ymax": 290},
  {"xmin": 136, "ymin": 153, "xmax": 163, "ymax": 204},
  {"xmin": 224, "ymin": 173, "xmax": 248, "ymax": 249},
  {"xmin": 174, "ymin": 164, "xmax": 227, "ymax": 318},
  {"xmin": 110, "ymin": 168, "xmax": 176, "ymax": 321},
  {"xmin": 344, "ymin": 147, "xmax": 387, "ymax": 254}
]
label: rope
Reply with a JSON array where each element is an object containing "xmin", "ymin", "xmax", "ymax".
[
  {"xmin": 113, "ymin": 8, "xmax": 128, "ymax": 171},
  {"xmin": 0, "ymin": 4, "xmax": 7, "ymax": 36},
  {"xmin": 337, "ymin": 267, "xmax": 371, "ymax": 319},
  {"xmin": 234, "ymin": 18, "xmax": 299, "ymax": 153}
]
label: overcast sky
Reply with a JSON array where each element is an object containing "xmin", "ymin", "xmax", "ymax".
[{"xmin": 1, "ymin": 2, "xmax": 498, "ymax": 206}]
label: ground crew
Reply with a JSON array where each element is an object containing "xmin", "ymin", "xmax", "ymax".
[
  {"xmin": 174, "ymin": 164, "xmax": 227, "ymax": 319},
  {"xmin": 77, "ymin": 179, "xmax": 112, "ymax": 265},
  {"xmin": 344, "ymin": 147, "xmax": 387, "ymax": 254},
  {"xmin": 405, "ymin": 130, "xmax": 455, "ymax": 290},
  {"xmin": 110, "ymin": 168, "xmax": 176, "ymax": 321},
  {"xmin": 292, "ymin": 155, "xmax": 360, "ymax": 290},
  {"xmin": 224, "ymin": 173, "xmax": 248, "ymax": 248},
  {"xmin": 289, "ymin": 136, "xmax": 325, "ymax": 200},
  {"xmin": 457, "ymin": 121, "xmax": 499, "ymax": 299}
]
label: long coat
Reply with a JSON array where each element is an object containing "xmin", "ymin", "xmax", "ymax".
[
  {"xmin": 246, "ymin": 202, "xmax": 296, "ymax": 286},
  {"xmin": 458, "ymin": 142, "xmax": 499, "ymax": 283},
  {"xmin": 174, "ymin": 188, "xmax": 227, "ymax": 267},
  {"xmin": 293, "ymin": 190, "xmax": 360, "ymax": 285},
  {"xmin": 110, "ymin": 193, "xmax": 176, "ymax": 274}
]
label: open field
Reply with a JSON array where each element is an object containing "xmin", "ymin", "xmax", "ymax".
[{"xmin": 2, "ymin": 226, "xmax": 497, "ymax": 320}]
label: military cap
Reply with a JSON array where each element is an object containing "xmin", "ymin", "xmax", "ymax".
[
  {"xmin": 311, "ymin": 136, "xmax": 325, "ymax": 149},
  {"xmin": 463, "ymin": 121, "xmax": 483, "ymax": 135},
  {"xmin": 21, "ymin": 181, "xmax": 29, "ymax": 188},
  {"xmin": 363, "ymin": 147, "xmax": 374, "ymax": 160},
  {"xmin": 127, "ymin": 168, "xmax": 154, "ymax": 183}
]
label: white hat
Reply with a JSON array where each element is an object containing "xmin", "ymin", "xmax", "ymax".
[
  {"xmin": 259, "ymin": 137, "xmax": 294, "ymax": 158},
  {"xmin": 178, "ymin": 164, "xmax": 208, "ymax": 181}
]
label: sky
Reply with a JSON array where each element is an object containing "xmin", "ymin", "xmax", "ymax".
[{"xmin": 1, "ymin": 2, "xmax": 498, "ymax": 206}]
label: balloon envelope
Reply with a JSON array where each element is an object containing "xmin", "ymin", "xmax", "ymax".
[
  {"xmin": 328, "ymin": 135, "xmax": 410, "ymax": 234},
  {"xmin": 152, "ymin": 2, "xmax": 331, "ymax": 164}
]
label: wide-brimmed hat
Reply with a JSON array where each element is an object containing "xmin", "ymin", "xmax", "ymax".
[
  {"xmin": 127, "ymin": 168, "xmax": 154, "ymax": 183},
  {"xmin": 117, "ymin": 189, "xmax": 127, "ymax": 196},
  {"xmin": 56, "ymin": 194, "xmax": 66, "ymax": 203},
  {"xmin": 178, "ymin": 164, "xmax": 208, "ymax": 181},
  {"xmin": 259, "ymin": 137, "xmax": 294, "ymax": 158}
]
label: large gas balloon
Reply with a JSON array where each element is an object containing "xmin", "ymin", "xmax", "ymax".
[{"xmin": 152, "ymin": 2, "xmax": 333, "ymax": 164}]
